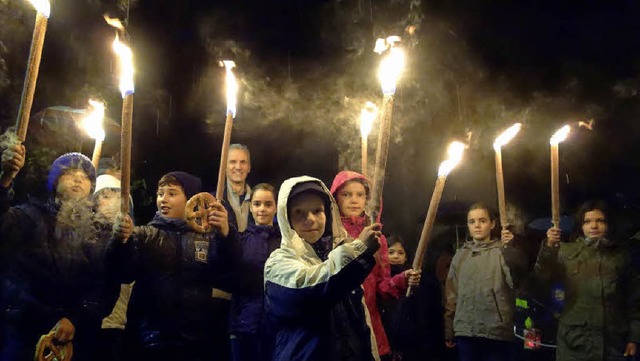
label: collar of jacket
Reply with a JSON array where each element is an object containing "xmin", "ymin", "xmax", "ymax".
[
  {"xmin": 463, "ymin": 238, "xmax": 502, "ymax": 253},
  {"xmin": 246, "ymin": 223, "xmax": 280, "ymax": 237},
  {"xmin": 341, "ymin": 215, "xmax": 368, "ymax": 227},
  {"xmin": 149, "ymin": 212, "xmax": 190, "ymax": 232}
]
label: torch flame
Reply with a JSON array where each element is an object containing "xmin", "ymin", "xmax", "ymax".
[
  {"xmin": 223, "ymin": 61, "xmax": 238, "ymax": 118},
  {"xmin": 493, "ymin": 123, "xmax": 522, "ymax": 150},
  {"xmin": 112, "ymin": 34, "xmax": 134, "ymax": 98},
  {"xmin": 82, "ymin": 99, "xmax": 105, "ymax": 141},
  {"xmin": 550, "ymin": 125, "xmax": 571, "ymax": 145},
  {"xmin": 360, "ymin": 101, "xmax": 378, "ymax": 138},
  {"xmin": 26, "ymin": 0, "xmax": 50, "ymax": 18},
  {"xmin": 376, "ymin": 36, "xmax": 405, "ymax": 96},
  {"xmin": 438, "ymin": 141, "xmax": 465, "ymax": 177},
  {"xmin": 103, "ymin": 15, "xmax": 125, "ymax": 30}
]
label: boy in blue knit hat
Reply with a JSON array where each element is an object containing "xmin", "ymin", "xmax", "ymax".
[
  {"xmin": 110, "ymin": 171, "xmax": 234, "ymax": 361},
  {"xmin": 0, "ymin": 144, "xmax": 112, "ymax": 361}
]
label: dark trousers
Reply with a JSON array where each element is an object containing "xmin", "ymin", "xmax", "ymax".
[
  {"xmin": 456, "ymin": 336, "xmax": 513, "ymax": 361},
  {"xmin": 230, "ymin": 333, "xmax": 270, "ymax": 361}
]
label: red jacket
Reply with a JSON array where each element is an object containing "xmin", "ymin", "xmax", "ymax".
[{"xmin": 330, "ymin": 171, "xmax": 408, "ymax": 356}]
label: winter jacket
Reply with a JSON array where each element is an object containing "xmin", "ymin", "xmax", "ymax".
[
  {"xmin": 535, "ymin": 238, "xmax": 640, "ymax": 361},
  {"xmin": 107, "ymin": 213, "xmax": 233, "ymax": 350},
  {"xmin": 264, "ymin": 176, "xmax": 380, "ymax": 361},
  {"xmin": 228, "ymin": 223, "xmax": 281, "ymax": 335},
  {"xmin": 330, "ymin": 170, "xmax": 407, "ymax": 356},
  {"xmin": 0, "ymin": 187, "xmax": 114, "ymax": 360},
  {"xmin": 444, "ymin": 238, "xmax": 519, "ymax": 342}
]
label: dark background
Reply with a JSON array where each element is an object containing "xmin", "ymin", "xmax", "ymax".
[{"xmin": 1, "ymin": 0, "xmax": 639, "ymax": 251}]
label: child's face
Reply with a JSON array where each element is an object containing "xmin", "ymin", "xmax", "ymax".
[
  {"xmin": 289, "ymin": 192, "xmax": 326, "ymax": 244},
  {"xmin": 250, "ymin": 189, "xmax": 276, "ymax": 226},
  {"xmin": 56, "ymin": 169, "xmax": 92, "ymax": 201},
  {"xmin": 156, "ymin": 183, "xmax": 187, "ymax": 219},
  {"xmin": 467, "ymin": 208, "xmax": 495, "ymax": 242},
  {"xmin": 388, "ymin": 243, "xmax": 407, "ymax": 265},
  {"xmin": 336, "ymin": 180, "xmax": 367, "ymax": 218},
  {"xmin": 582, "ymin": 209, "xmax": 607, "ymax": 239},
  {"xmin": 96, "ymin": 188, "xmax": 120, "ymax": 222}
]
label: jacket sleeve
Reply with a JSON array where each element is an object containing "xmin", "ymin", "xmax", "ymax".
[
  {"xmin": 264, "ymin": 240, "xmax": 376, "ymax": 321},
  {"xmin": 501, "ymin": 240, "xmax": 530, "ymax": 289},
  {"xmin": 209, "ymin": 224, "xmax": 239, "ymax": 291},
  {"xmin": 444, "ymin": 252, "xmax": 461, "ymax": 341},
  {"xmin": 625, "ymin": 254, "xmax": 640, "ymax": 343},
  {"xmin": 106, "ymin": 226, "xmax": 150, "ymax": 284},
  {"xmin": 373, "ymin": 235, "xmax": 407, "ymax": 299},
  {"xmin": 534, "ymin": 240, "xmax": 562, "ymax": 282}
]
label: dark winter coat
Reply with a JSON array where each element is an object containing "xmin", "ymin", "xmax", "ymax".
[
  {"xmin": 535, "ymin": 238, "xmax": 640, "ymax": 361},
  {"xmin": 0, "ymin": 187, "xmax": 114, "ymax": 361},
  {"xmin": 228, "ymin": 223, "xmax": 281, "ymax": 335},
  {"xmin": 264, "ymin": 176, "xmax": 380, "ymax": 361},
  {"xmin": 107, "ymin": 213, "xmax": 233, "ymax": 350}
]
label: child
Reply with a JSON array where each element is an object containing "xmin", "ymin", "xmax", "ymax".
[
  {"xmin": 110, "ymin": 171, "xmax": 232, "ymax": 361},
  {"xmin": 264, "ymin": 176, "xmax": 382, "ymax": 361},
  {"xmin": 330, "ymin": 170, "xmax": 421, "ymax": 359},
  {"xmin": 444, "ymin": 203, "xmax": 517, "ymax": 361},
  {"xmin": 536, "ymin": 201, "xmax": 640, "ymax": 361},
  {"xmin": 228, "ymin": 183, "xmax": 280, "ymax": 361},
  {"xmin": 94, "ymin": 174, "xmax": 134, "ymax": 361},
  {"xmin": 378, "ymin": 236, "xmax": 409, "ymax": 359},
  {"xmin": 0, "ymin": 146, "xmax": 110, "ymax": 361}
]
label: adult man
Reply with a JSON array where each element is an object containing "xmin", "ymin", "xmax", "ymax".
[{"xmin": 223, "ymin": 144, "xmax": 253, "ymax": 232}]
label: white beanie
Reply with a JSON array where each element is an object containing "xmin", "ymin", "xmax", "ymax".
[{"xmin": 94, "ymin": 174, "xmax": 121, "ymax": 194}]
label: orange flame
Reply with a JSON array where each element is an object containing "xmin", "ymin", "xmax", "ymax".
[
  {"xmin": 26, "ymin": 0, "xmax": 50, "ymax": 18},
  {"xmin": 550, "ymin": 125, "xmax": 571, "ymax": 145},
  {"xmin": 493, "ymin": 123, "xmax": 522, "ymax": 150},
  {"xmin": 360, "ymin": 101, "xmax": 378, "ymax": 138},
  {"xmin": 112, "ymin": 34, "xmax": 134, "ymax": 97},
  {"xmin": 82, "ymin": 100, "xmax": 105, "ymax": 141},
  {"xmin": 438, "ymin": 141, "xmax": 465, "ymax": 177},
  {"xmin": 103, "ymin": 15, "xmax": 124, "ymax": 30},
  {"xmin": 222, "ymin": 61, "xmax": 238, "ymax": 117}
]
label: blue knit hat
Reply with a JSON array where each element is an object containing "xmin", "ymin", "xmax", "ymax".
[
  {"xmin": 163, "ymin": 171, "xmax": 202, "ymax": 199},
  {"xmin": 47, "ymin": 153, "xmax": 97, "ymax": 194}
]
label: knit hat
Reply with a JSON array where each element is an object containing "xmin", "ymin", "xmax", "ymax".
[
  {"xmin": 47, "ymin": 153, "xmax": 97, "ymax": 194},
  {"xmin": 94, "ymin": 174, "xmax": 121, "ymax": 194},
  {"xmin": 163, "ymin": 171, "xmax": 202, "ymax": 199}
]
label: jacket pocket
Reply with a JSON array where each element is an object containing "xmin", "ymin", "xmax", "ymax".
[
  {"xmin": 491, "ymin": 291, "xmax": 503, "ymax": 323},
  {"xmin": 559, "ymin": 318, "xmax": 590, "ymax": 353}
]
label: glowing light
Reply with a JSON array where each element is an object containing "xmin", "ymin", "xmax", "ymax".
[
  {"xmin": 103, "ymin": 15, "xmax": 124, "ymax": 30},
  {"xmin": 223, "ymin": 61, "xmax": 237, "ymax": 118},
  {"xmin": 112, "ymin": 34, "xmax": 134, "ymax": 97},
  {"xmin": 360, "ymin": 101, "xmax": 378, "ymax": 138},
  {"xmin": 26, "ymin": 0, "xmax": 50, "ymax": 18},
  {"xmin": 375, "ymin": 36, "xmax": 405, "ymax": 96},
  {"xmin": 82, "ymin": 100, "xmax": 105, "ymax": 141},
  {"xmin": 550, "ymin": 125, "xmax": 571, "ymax": 145},
  {"xmin": 493, "ymin": 123, "xmax": 522, "ymax": 150},
  {"xmin": 438, "ymin": 141, "xmax": 465, "ymax": 177}
]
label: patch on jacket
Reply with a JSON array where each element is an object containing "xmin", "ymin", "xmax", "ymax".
[{"xmin": 194, "ymin": 240, "xmax": 208, "ymax": 263}]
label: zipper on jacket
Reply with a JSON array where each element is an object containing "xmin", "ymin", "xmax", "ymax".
[{"xmin": 492, "ymin": 291, "xmax": 504, "ymax": 323}]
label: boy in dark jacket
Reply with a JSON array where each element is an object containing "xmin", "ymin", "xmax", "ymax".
[
  {"xmin": 0, "ymin": 144, "xmax": 110, "ymax": 361},
  {"xmin": 264, "ymin": 176, "xmax": 382, "ymax": 361},
  {"xmin": 111, "ymin": 171, "xmax": 233, "ymax": 361}
]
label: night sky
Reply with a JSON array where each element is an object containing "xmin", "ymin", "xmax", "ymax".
[{"xmin": 2, "ymin": 0, "xmax": 640, "ymax": 250}]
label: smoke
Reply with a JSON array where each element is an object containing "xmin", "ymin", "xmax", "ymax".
[
  {"xmin": 56, "ymin": 197, "xmax": 96, "ymax": 243},
  {"xmin": 0, "ymin": 128, "xmax": 19, "ymax": 151}
]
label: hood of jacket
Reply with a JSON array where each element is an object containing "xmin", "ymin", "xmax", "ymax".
[
  {"xmin": 277, "ymin": 176, "xmax": 350, "ymax": 262},
  {"xmin": 330, "ymin": 170, "xmax": 384, "ymax": 223}
]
